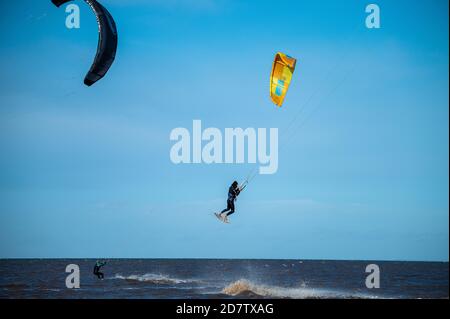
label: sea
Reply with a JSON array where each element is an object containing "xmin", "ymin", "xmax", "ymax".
[{"xmin": 0, "ymin": 259, "xmax": 448, "ymax": 299}]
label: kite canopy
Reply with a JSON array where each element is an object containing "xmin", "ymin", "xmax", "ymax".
[
  {"xmin": 51, "ymin": 0, "xmax": 118, "ymax": 86},
  {"xmin": 270, "ymin": 52, "xmax": 296, "ymax": 107}
]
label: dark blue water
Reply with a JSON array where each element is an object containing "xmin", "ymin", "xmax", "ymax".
[{"xmin": 0, "ymin": 259, "xmax": 447, "ymax": 299}]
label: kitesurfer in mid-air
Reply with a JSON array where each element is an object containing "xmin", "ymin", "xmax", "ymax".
[
  {"xmin": 93, "ymin": 260, "xmax": 107, "ymax": 279},
  {"xmin": 219, "ymin": 181, "xmax": 241, "ymax": 223}
]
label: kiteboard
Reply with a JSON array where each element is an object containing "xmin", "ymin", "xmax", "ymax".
[{"xmin": 214, "ymin": 213, "xmax": 229, "ymax": 224}]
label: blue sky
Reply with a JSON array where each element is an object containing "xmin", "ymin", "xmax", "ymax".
[{"xmin": 0, "ymin": 0, "xmax": 448, "ymax": 261}]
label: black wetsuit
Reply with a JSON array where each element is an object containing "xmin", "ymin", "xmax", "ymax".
[
  {"xmin": 221, "ymin": 185, "xmax": 240, "ymax": 216},
  {"xmin": 93, "ymin": 261, "xmax": 106, "ymax": 279}
]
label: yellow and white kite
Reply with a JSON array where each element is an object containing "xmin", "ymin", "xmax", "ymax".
[{"xmin": 270, "ymin": 52, "xmax": 297, "ymax": 107}]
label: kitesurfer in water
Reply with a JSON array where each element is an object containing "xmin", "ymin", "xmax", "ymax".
[
  {"xmin": 219, "ymin": 181, "xmax": 241, "ymax": 223},
  {"xmin": 93, "ymin": 260, "xmax": 106, "ymax": 279}
]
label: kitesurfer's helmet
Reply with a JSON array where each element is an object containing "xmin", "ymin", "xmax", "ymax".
[{"xmin": 232, "ymin": 181, "xmax": 238, "ymax": 188}]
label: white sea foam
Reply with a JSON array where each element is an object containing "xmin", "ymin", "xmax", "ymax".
[
  {"xmin": 113, "ymin": 273, "xmax": 195, "ymax": 285},
  {"xmin": 221, "ymin": 279, "xmax": 376, "ymax": 299}
]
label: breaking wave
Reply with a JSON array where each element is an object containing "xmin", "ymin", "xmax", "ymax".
[
  {"xmin": 221, "ymin": 279, "xmax": 375, "ymax": 299},
  {"xmin": 113, "ymin": 273, "xmax": 196, "ymax": 285}
]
